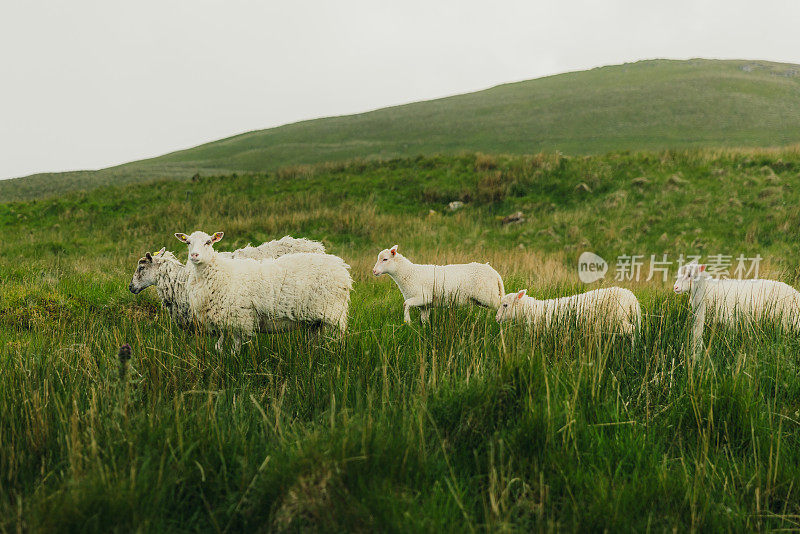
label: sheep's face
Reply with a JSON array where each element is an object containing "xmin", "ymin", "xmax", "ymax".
[
  {"xmin": 129, "ymin": 248, "xmax": 166, "ymax": 294},
  {"xmin": 175, "ymin": 231, "xmax": 223, "ymax": 265},
  {"xmin": 673, "ymin": 262, "xmax": 705, "ymax": 294},
  {"xmin": 372, "ymin": 245, "xmax": 399, "ymax": 276},
  {"xmin": 496, "ymin": 290, "xmax": 527, "ymax": 323}
]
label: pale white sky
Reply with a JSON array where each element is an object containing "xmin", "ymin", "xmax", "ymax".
[{"xmin": 1, "ymin": 0, "xmax": 799, "ymax": 180}]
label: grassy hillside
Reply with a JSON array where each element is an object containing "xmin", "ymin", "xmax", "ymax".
[
  {"xmin": 4, "ymin": 58, "xmax": 800, "ymax": 201},
  {"xmin": 3, "ymin": 149, "xmax": 800, "ymax": 531}
]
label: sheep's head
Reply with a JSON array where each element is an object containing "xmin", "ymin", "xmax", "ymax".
[
  {"xmin": 674, "ymin": 262, "xmax": 706, "ymax": 294},
  {"xmin": 496, "ymin": 289, "xmax": 527, "ymax": 323},
  {"xmin": 372, "ymin": 245, "xmax": 399, "ymax": 276},
  {"xmin": 175, "ymin": 231, "xmax": 223, "ymax": 265},
  {"xmin": 129, "ymin": 248, "xmax": 167, "ymax": 294}
]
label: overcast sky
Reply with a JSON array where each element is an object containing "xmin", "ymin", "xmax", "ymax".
[{"xmin": 2, "ymin": 0, "xmax": 799, "ymax": 181}]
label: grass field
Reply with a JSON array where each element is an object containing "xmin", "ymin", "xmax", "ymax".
[
  {"xmin": 4, "ymin": 58, "xmax": 800, "ymax": 201},
  {"xmin": 3, "ymin": 150, "xmax": 800, "ymax": 531}
]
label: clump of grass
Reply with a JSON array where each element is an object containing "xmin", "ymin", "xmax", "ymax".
[
  {"xmin": 474, "ymin": 152, "xmax": 498, "ymax": 170},
  {"xmin": 475, "ymin": 170, "xmax": 507, "ymax": 204},
  {"xmin": 275, "ymin": 164, "xmax": 316, "ymax": 181}
]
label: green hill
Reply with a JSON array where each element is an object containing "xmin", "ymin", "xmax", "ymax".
[{"xmin": 3, "ymin": 58, "xmax": 800, "ymax": 201}]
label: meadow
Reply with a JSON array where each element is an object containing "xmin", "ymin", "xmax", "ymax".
[{"xmin": 2, "ymin": 150, "xmax": 800, "ymax": 531}]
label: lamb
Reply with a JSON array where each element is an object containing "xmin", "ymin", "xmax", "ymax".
[
  {"xmin": 495, "ymin": 286, "xmax": 641, "ymax": 335},
  {"xmin": 673, "ymin": 262, "xmax": 800, "ymax": 353},
  {"xmin": 174, "ymin": 230, "xmax": 352, "ymax": 352},
  {"xmin": 129, "ymin": 236, "xmax": 326, "ymax": 330},
  {"xmin": 371, "ymin": 244, "xmax": 504, "ymax": 323}
]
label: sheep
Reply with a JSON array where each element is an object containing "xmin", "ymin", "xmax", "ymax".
[
  {"xmin": 222, "ymin": 235, "xmax": 324, "ymax": 259},
  {"xmin": 495, "ymin": 286, "xmax": 641, "ymax": 336},
  {"xmin": 174, "ymin": 230, "xmax": 352, "ymax": 352},
  {"xmin": 673, "ymin": 262, "xmax": 800, "ymax": 354},
  {"xmin": 129, "ymin": 236, "xmax": 326, "ymax": 331},
  {"xmin": 371, "ymin": 244, "xmax": 504, "ymax": 323},
  {"xmin": 129, "ymin": 248, "xmax": 194, "ymax": 329}
]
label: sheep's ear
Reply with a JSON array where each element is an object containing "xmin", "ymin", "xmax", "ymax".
[
  {"xmin": 517, "ymin": 289, "xmax": 527, "ymax": 299},
  {"xmin": 390, "ymin": 245, "xmax": 398, "ymax": 256},
  {"xmin": 153, "ymin": 247, "xmax": 166, "ymax": 257},
  {"xmin": 175, "ymin": 233, "xmax": 189, "ymax": 243},
  {"xmin": 145, "ymin": 252, "xmax": 153, "ymax": 261},
  {"xmin": 211, "ymin": 232, "xmax": 224, "ymax": 243},
  {"xmin": 699, "ymin": 264, "xmax": 706, "ymax": 272}
]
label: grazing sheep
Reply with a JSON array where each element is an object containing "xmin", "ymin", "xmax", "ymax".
[
  {"xmin": 673, "ymin": 262, "xmax": 800, "ymax": 350},
  {"xmin": 174, "ymin": 231, "xmax": 352, "ymax": 352},
  {"xmin": 496, "ymin": 287, "xmax": 641, "ymax": 335},
  {"xmin": 371, "ymin": 244, "xmax": 504, "ymax": 323},
  {"xmin": 129, "ymin": 248, "xmax": 195, "ymax": 329},
  {"xmin": 129, "ymin": 236, "xmax": 326, "ymax": 331},
  {"xmin": 222, "ymin": 235, "xmax": 324, "ymax": 259}
]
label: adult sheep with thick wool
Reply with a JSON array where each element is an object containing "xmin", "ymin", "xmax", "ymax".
[
  {"xmin": 174, "ymin": 230, "xmax": 352, "ymax": 352},
  {"xmin": 129, "ymin": 236, "xmax": 326, "ymax": 331},
  {"xmin": 129, "ymin": 248, "xmax": 194, "ymax": 329},
  {"xmin": 222, "ymin": 235, "xmax": 324, "ymax": 259},
  {"xmin": 496, "ymin": 286, "xmax": 641, "ymax": 336},
  {"xmin": 372, "ymin": 244, "xmax": 504, "ymax": 323}
]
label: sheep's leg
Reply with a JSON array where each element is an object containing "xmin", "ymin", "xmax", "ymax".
[
  {"xmin": 308, "ymin": 322, "xmax": 326, "ymax": 342},
  {"xmin": 619, "ymin": 319, "xmax": 636, "ymax": 350},
  {"xmin": 420, "ymin": 308, "xmax": 431, "ymax": 324},
  {"xmin": 215, "ymin": 333, "xmax": 225, "ymax": 353},
  {"xmin": 690, "ymin": 314, "xmax": 705, "ymax": 360},
  {"xmin": 322, "ymin": 317, "xmax": 348, "ymax": 342},
  {"xmin": 403, "ymin": 297, "xmax": 427, "ymax": 323},
  {"xmin": 232, "ymin": 335, "xmax": 242, "ymax": 354},
  {"xmin": 690, "ymin": 301, "xmax": 706, "ymax": 361}
]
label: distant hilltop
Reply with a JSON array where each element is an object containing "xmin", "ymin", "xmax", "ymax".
[{"xmin": 4, "ymin": 58, "xmax": 800, "ymax": 201}]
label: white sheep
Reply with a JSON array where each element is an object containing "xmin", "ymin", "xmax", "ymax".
[
  {"xmin": 371, "ymin": 245, "xmax": 504, "ymax": 323},
  {"xmin": 673, "ymin": 262, "xmax": 800, "ymax": 350},
  {"xmin": 495, "ymin": 286, "xmax": 641, "ymax": 335},
  {"xmin": 129, "ymin": 248, "xmax": 194, "ymax": 329},
  {"xmin": 222, "ymin": 235, "xmax": 324, "ymax": 259},
  {"xmin": 129, "ymin": 236, "xmax": 326, "ymax": 331},
  {"xmin": 174, "ymin": 231, "xmax": 352, "ymax": 352}
]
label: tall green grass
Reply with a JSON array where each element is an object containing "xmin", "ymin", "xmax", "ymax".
[
  {"xmin": 3, "ymin": 288, "xmax": 799, "ymax": 531},
  {"xmin": 2, "ymin": 149, "xmax": 800, "ymax": 530}
]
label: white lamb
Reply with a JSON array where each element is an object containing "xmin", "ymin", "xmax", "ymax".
[
  {"xmin": 673, "ymin": 262, "xmax": 800, "ymax": 352},
  {"xmin": 175, "ymin": 230, "xmax": 352, "ymax": 352},
  {"xmin": 371, "ymin": 245, "xmax": 504, "ymax": 323},
  {"xmin": 129, "ymin": 236, "xmax": 326, "ymax": 330},
  {"xmin": 495, "ymin": 287, "xmax": 641, "ymax": 335}
]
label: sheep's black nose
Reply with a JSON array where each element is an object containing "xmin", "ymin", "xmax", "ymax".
[{"xmin": 128, "ymin": 284, "xmax": 136, "ymax": 294}]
